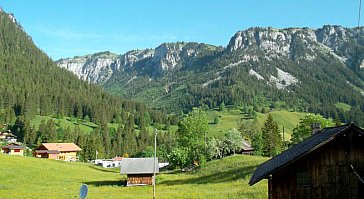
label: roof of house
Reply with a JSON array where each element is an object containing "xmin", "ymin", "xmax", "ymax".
[
  {"xmin": 2, "ymin": 143, "xmax": 25, "ymax": 150},
  {"xmin": 242, "ymin": 140, "xmax": 253, "ymax": 151},
  {"xmin": 40, "ymin": 143, "xmax": 82, "ymax": 152},
  {"xmin": 249, "ymin": 123, "xmax": 363, "ymax": 186},
  {"xmin": 120, "ymin": 158, "xmax": 159, "ymax": 174},
  {"xmin": 112, "ymin": 157, "xmax": 123, "ymax": 161}
]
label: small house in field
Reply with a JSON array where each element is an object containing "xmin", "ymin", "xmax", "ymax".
[
  {"xmin": 1, "ymin": 143, "xmax": 25, "ymax": 156},
  {"xmin": 240, "ymin": 140, "xmax": 254, "ymax": 155},
  {"xmin": 120, "ymin": 158, "xmax": 159, "ymax": 186},
  {"xmin": 33, "ymin": 143, "xmax": 82, "ymax": 161},
  {"xmin": 249, "ymin": 123, "xmax": 364, "ymax": 199}
]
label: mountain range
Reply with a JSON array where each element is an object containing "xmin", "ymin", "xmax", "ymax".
[
  {"xmin": 57, "ymin": 25, "xmax": 364, "ymax": 83},
  {"xmin": 57, "ymin": 26, "xmax": 364, "ymax": 125}
]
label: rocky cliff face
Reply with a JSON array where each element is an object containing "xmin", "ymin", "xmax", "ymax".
[
  {"xmin": 56, "ymin": 42, "xmax": 221, "ymax": 83},
  {"xmin": 121, "ymin": 49, "xmax": 154, "ymax": 68},
  {"xmin": 227, "ymin": 26, "xmax": 363, "ymax": 64},
  {"xmin": 57, "ymin": 52, "xmax": 121, "ymax": 84}
]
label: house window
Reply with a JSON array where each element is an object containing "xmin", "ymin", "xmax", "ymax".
[
  {"xmin": 297, "ymin": 168, "xmax": 310, "ymax": 187},
  {"xmin": 14, "ymin": 149, "xmax": 21, "ymax": 153}
]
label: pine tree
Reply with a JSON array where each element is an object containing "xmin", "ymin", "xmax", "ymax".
[
  {"xmin": 37, "ymin": 119, "xmax": 47, "ymax": 144},
  {"xmin": 261, "ymin": 114, "xmax": 282, "ymax": 157},
  {"xmin": 46, "ymin": 119, "xmax": 57, "ymax": 142},
  {"xmin": 122, "ymin": 116, "xmax": 138, "ymax": 155},
  {"xmin": 114, "ymin": 125, "xmax": 123, "ymax": 156},
  {"xmin": 73, "ymin": 125, "xmax": 82, "ymax": 144},
  {"xmin": 63, "ymin": 126, "xmax": 73, "ymax": 142},
  {"xmin": 94, "ymin": 127, "xmax": 105, "ymax": 159},
  {"xmin": 334, "ymin": 113, "xmax": 342, "ymax": 127},
  {"xmin": 101, "ymin": 126, "xmax": 112, "ymax": 158},
  {"xmin": 138, "ymin": 126, "xmax": 150, "ymax": 151}
]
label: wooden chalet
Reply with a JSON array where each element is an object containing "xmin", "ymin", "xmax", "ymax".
[
  {"xmin": 120, "ymin": 158, "xmax": 159, "ymax": 186},
  {"xmin": 249, "ymin": 123, "xmax": 364, "ymax": 199},
  {"xmin": 33, "ymin": 143, "xmax": 82, "ymax": 161},
  {"xmin": 1, "ymin": 143, "xmax": 25, "ymax": 156}
]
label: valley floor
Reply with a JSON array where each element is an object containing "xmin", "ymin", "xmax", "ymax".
[{"xmin": 0, "ymin": 154, "xmax": 268, "ymax": 199}]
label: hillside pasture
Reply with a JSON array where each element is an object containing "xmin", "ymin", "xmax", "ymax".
[
  {"xmin": 0, "ymin": 154, "xmax": 268, "ymax": 199},
  {"xmin": 30, "ymin": 115, "xmax": 122, "ymax": 134},
  {"xmin": 207, "ymin": 108, "xmax": 305, "ymax": 141}
]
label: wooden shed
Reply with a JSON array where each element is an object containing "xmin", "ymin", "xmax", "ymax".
[
  {"xmin": 120, "ymin": 158, "xmax": 159, "ymax": 186},
  {"xmin": 249, "ymin": 123, "xmax": 364, "ymax": 199}
]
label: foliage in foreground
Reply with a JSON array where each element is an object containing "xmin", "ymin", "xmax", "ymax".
[{"xmin": 0, "ymin": 154, "xmax": 268, "ymax": 199}]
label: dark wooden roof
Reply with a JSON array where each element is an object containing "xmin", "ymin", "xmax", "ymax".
[
  {"xmin": 249, "ymin": 123, "xmax": 363, "ymax": 186},
  {"xmin": 2, "ymin": 145, "xmax": 25, "ymax": 150}
]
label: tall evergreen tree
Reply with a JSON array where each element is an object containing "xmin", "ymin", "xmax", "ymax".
[
  {"xmin": 63, "ymin": 126, "xmax": 73, "ymax": 142},
  {"xmin": 261, "ymin": 114, "xmax": 282, "ymax": 157},
  {"xmin": 114, "ymin": 125, "xmax": 123, "ymax": 156},
  {"xmin": 101, "ymin": 126, "xmax": 112, "ymax": 158},
  {"xmin": 46, "ymin": 119, "xmax": 57, "ymax": 142},
  {"xmin": 138, "ymin": 127, "xmax": 150, "ymax": 151}
]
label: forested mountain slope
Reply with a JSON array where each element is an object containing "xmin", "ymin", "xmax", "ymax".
[
  {"xmin": 0, "ymin": 10, "xmax": 127, "ymax": 124},
  {"xmin": 0, "ymin": 9, "xmax": 171, "ymax": 129},
  {"xmin": 0, "ymin": 9, "xmax": 176, "ymax": 160}
]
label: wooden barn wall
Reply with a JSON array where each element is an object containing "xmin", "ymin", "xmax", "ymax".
[
  {"xmin": 270, "ymin": 130, "xmax": 364, "ymax": 199},
  {"xmin": 127, "ymin": 174, "xmax": 153, "ymax": 185}
]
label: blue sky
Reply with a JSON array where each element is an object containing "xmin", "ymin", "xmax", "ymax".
[{"xmin": 1, "ymin": 0, "xmax": 361, "ymax": 60}]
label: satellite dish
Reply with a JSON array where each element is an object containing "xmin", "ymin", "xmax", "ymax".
[{"xmin": 79, "ymin": 184, "xmax": 88, "ymax": 199}]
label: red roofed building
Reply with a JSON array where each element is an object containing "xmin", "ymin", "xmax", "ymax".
[{"xmin": 34, "ymin": 143, "xmax": 82, "ymax": 161}]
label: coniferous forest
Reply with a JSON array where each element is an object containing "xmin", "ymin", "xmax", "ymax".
[{"xmin": 0, "ymin": 10, "xmax": 177, "ymax": 161}]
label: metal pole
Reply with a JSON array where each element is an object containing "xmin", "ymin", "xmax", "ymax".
[
  {"xmin": 153, "ymin": 128, "xmax": 157, "ymax": 199},
  {"xmin": 282, "ymin": 126, "xmax": 285, "ymax": 149}
]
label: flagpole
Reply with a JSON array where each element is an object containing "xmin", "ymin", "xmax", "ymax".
[{"xmin": 153, "ymin": 128, "xmax": 157, "ymax": 199}]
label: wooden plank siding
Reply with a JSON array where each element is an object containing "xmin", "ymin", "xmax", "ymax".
[
  {"xmin": 270, "ymin": 130, "xmax": 364, "ymax": 199},
  {"xmin": 127, "ymin": 174, "xmax": 153, "ymax": 186}
]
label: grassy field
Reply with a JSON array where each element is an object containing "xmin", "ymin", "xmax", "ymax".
[
  {"xmin": 0, "ymin": 154, "xmax": 268, "ymax": 199},
  {"xmin": 334, "ymin": 102, "xmax": 351, "ymax": 112},
  {"xmin": 207, "ymin": 108, "xmax": 305, "ymax": 141},
  {"xmin": 30, "ymin": 115, "xmax": 122, "ymax": 134}
]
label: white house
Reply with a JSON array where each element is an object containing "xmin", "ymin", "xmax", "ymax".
[{"xmin": 94, "ymin": 157, "xmax": 123, "ymax": 168}]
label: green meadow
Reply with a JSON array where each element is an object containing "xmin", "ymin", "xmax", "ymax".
[
  {"xmin": 334, "ymin": 102, "xmax": 351, "ymax": 112},
  {"xmin": 207, "ymin": 108, "xmax": 305, "ymax": 141},
  {"xmin": 0, "ymin": 153, "xmax": 268, "ymax": 199},
  {"xmin": 30, "ymin": 115, "xmax": 99, "ymax": 134}
]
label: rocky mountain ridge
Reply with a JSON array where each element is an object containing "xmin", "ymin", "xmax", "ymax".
[
  {"xmin": 57, "ymin": 42, "xmax": 222, "ymax": 83},
  {"xmin": 57, "ymin": 25, "xmax": 363, "ymax": 85}
]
